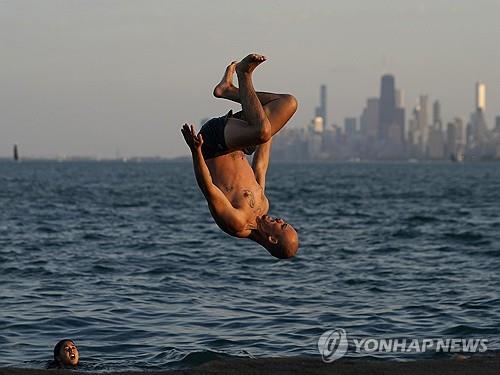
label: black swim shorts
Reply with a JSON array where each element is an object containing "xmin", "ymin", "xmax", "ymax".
[
  {"xmin": 199, "ymin": 110, "xmax": 257, "ymax": 160},
  {"xmin": 199, "ymin": 110, "xmax": 233, "ymax": 160}
]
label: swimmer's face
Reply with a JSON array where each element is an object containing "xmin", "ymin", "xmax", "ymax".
[
  {"xmin": 57, "ymin": 340, "xmax": 79, "ymax": 366},
  {"xmin": 256, "ymin": 214, "xmax": 299, "ymax": 258},
  {"xmin": 257, "ymin": 214, "xmax": 290, "ymax": 235}
]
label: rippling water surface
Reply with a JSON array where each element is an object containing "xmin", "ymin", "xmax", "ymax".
[{"xmin": 0, "ymin": 161, "xmax": 499, "ymax": 371}]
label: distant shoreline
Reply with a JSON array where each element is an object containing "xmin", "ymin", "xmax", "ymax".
[{"xmin": 1, "ymin": 354, "xmax": 499, "ymax": 375}]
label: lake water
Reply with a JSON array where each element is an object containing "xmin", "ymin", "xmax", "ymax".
[{"xmin": 0, "ymin": 161, "xmax": 499, "ymax": 371}]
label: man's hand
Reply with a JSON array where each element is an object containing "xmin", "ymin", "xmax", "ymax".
[{"xmin": 181, "ymin": 124, "xmax": 204, "ymax": 153}]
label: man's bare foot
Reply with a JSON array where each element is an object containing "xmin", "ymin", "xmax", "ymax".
[
  {"xmin": 213, "ymin": 61, "xmax": 237, "ymax": 98},
  {"xmin": 236, "ymin": 54, "xmax": 266, "ymax": 75}
]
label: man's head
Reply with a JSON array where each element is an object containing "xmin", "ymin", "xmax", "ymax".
[
  {"xmin": 53, "ymin": 339, "xmax": 79, "ymax": 367},
  {"xmin": 255, "ymin": 214, "xmax": 299, "ymax": 259}
]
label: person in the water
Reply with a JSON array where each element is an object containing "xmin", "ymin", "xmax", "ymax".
[
  {"xmin": 48, "ymin": 339, "xmax": 79, "ymax": 368},
  {"xmin": 181, "ymin": 54, "xmax": 299, "ymax": 259}
]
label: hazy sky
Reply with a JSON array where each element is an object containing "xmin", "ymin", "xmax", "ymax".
[{"xmin": 1, "ymin": 0, "xmax": 499, "ymax": 158}]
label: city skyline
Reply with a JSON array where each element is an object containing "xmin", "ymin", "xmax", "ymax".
[
  {"xmin": 4, "ymin": 77, "xmax": 498, "ymax": 160},
  {"xmin": 272, "ymin": 77, "xmax": 500, "ymax": 162},
  {"xmin": 1, "ymin": 1, "xmax": 499, "ymax": 158},
  {"xmin": 308, "ymin": 79, "xmax": 498, "ymax": 133}
]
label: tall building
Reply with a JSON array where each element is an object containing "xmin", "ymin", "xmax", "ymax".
[
  {"xmin": 408, "ymin": 108, "xmax": 418, "ymax": 145},
  {"xmin": 360, "ymin": 98, "xmax": 379, "ymax": 139},
  {"xmin": 321, "ymin": 84, "xmax": 327, "ymax": 126},
  {"xmin": 394, "ymin": 107, "xmax": 406, "ymax": 144},
  {"xmin": 455, "ymin": 117, "xmax": 466, "ymax": 145},
  {"xmin": 408, "ymin": 101, "xmax": 427, "ymax": 158},
  {"xmin": 394, "ymin": 89, "xmax": 405, "ymax": 145},
  {"xmin": 469, "ymin": 109, "xmax": 489, "ymax": 147},
  {"xmin": 320, "ymin": 125, "xmax": 334, "ymax": 159},
  {"xmin": 308, "ymin": 117, "xmax": 325, "ymax": 159},
  {"xmin": 476, "ymin": 82, "xmax": 486, "ymax": 111},
  {"xmin": 344, "ymin": 117, "xmax": 357, "ymax": 138},
  {"xmin": 378, "ymin": 75, "xmax": 396, "ymax": 141},
  {"xmin": 468, "ymin": 83, "xmax": 490, "ymax": 157},
  {"xmin": 428, "ymin": 127, "xmax": 445, "ymax": 159},
  {"xmin": 432, "ymin": 100, "xmax": 442, "ymax": 130},
  {"xmin": 418, "ymin": 95, "xmax": 429, "ymax": 148},
  {"xmin": 312, "ymin": 116, "xmax": 324, "ymax": 133},
  {"xmin": 446, "ymin": 118, "xmax": 466, "ymax": 161},
  {"xmin": 315, "ymin": 85, "xmax": 328, "ymax": 126},
  {"xmin": 395, "ymin": 89, "xmax": 404, "ymax": 108},
  {"xmin": 496, "ymin": 116, "xmax": 500, "ymax": 133}
]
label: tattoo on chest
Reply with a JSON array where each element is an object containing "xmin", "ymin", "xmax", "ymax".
[
  {"xmin": 224, "ymin": 185, "xmax": 234, "ymax": 193},
  {"xmin": 243, "ymin": 189, "xmax": 255, "ymax": 208}
]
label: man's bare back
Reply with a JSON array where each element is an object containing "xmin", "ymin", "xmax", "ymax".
[{"xmin": 181, "ymin": 54, "xmax": 299, "ymax": 259}]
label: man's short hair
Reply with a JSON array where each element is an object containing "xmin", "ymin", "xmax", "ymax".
[{"xmin": 266, "ymin": 237, "xmax": 299, "ymax": 259}]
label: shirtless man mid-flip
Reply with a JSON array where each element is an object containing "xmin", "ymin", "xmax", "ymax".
[{"xmin": 181, "ymin": 54, "xmax": 299, "ymax": 259}]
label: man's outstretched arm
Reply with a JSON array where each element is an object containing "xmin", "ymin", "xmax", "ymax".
[
  {"xmin": 252, "ymin": 138, "xmax": 272, "ymax": 190},
  {"xmin": 181, "ymin": 124, "xmax": 245, "ymax": 232}
]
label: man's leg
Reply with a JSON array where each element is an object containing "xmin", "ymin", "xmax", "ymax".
[
  {"xmin": 218, "ymin": 88, "xmax": 296, "ymax": 131},
  {"xmin": 214, "ymin": 62, "xmax": 284, "ymax": 106},
  {"xmin": 214, "ymin": 60, "xmax": 298, "ymax": 133},
  {"xmin": 218, "ymin": 55, "xmax": 297, "ymax": 150}
]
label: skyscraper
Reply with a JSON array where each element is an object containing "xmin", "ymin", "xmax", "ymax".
[
  {"xmin": 395, "ymin": 89, "xmax": 404, "ymax": 108},
  {"xmin": 469, "ymin": 108, "xmax": 489, "ymax": 147},
  {"xmin": 408, "ymin": 107, "xmax": 420, "ymax": 146},
  {"xmin": 344, "ymin": 117, "xmax": 357, "ymax": 138},
  {"xmin": 394, "ymin": 107, "xmax": 406, "ymax": 144},
  {"xmin": 360, "ymin": 98, "xmax": 379, "ymax": 139},
  {"xmin": 418, "ymin": 95, "xmax": 429, "ymax": 147},
  {"xmin": 432, "ymin": 100, "xmax": 442, "ymax": 130},
  {"xmin": 469, "ymin": 83, "xmax": 490, "ymax": 157},
  {"xmin": 308, "ymin": 117, "xmax": 324, "ymax": 159},
  {"xmin": 321, "ymin": 84, "xmax": 327, "ymax": 126},
  {"xmin": 427, "ymin": 128, "xmax": 445, "ymax": 159},
  {"xmin": 315, "ymin": 85, "xmax": 328, "ymax": 126},
  {"xmin": 378, "ymin": 75, "xmax": 396, "ymax": 141},
  {"xmin": 394, "ymin": 89, "xmax": 405, "ymax": 145},
  {"xmin": 447, "ymin": 118, "xmax": 465, "ymax": 161},
  {"xmin": 311, "ymin": 116, "xmax": 324, "ymax": 133},
  {"xmin": 475, "ymin": 82, "xmax": 486, "ymax": 111}
]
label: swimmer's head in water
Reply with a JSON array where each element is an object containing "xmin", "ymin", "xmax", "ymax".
[
  {"xmin": 54, "ymin": 339, "xmax": 79, "ymax": 367},
  {"xmin": 256, "ymin": 214, "xmax": 299, "ymax": 259}
]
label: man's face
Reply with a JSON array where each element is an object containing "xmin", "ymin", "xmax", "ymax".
[
  {"xmin": 257, "ymin": 214, "xmax": 294, "ymax": 242},
  {"xmin": 58, "ymin": 340, "xmax": 79, "ymax": 366},
  {"xmin": 256, "ymin": 214, "xmax": 299, "ymax": 258}
]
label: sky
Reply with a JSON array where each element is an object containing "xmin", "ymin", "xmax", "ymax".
[{"xmin": 1, "ymin": 0, "xmax": 499, "ymax": 158}]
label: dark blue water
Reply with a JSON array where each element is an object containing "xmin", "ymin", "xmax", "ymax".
[{"xmin": 0, "ymin": 161, "xmax": 499, "ymax": 371}]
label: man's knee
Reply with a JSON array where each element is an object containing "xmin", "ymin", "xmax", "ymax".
[{"xmin": 283, "ymin": 94, "xmax": 298, "ymax": 114}]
